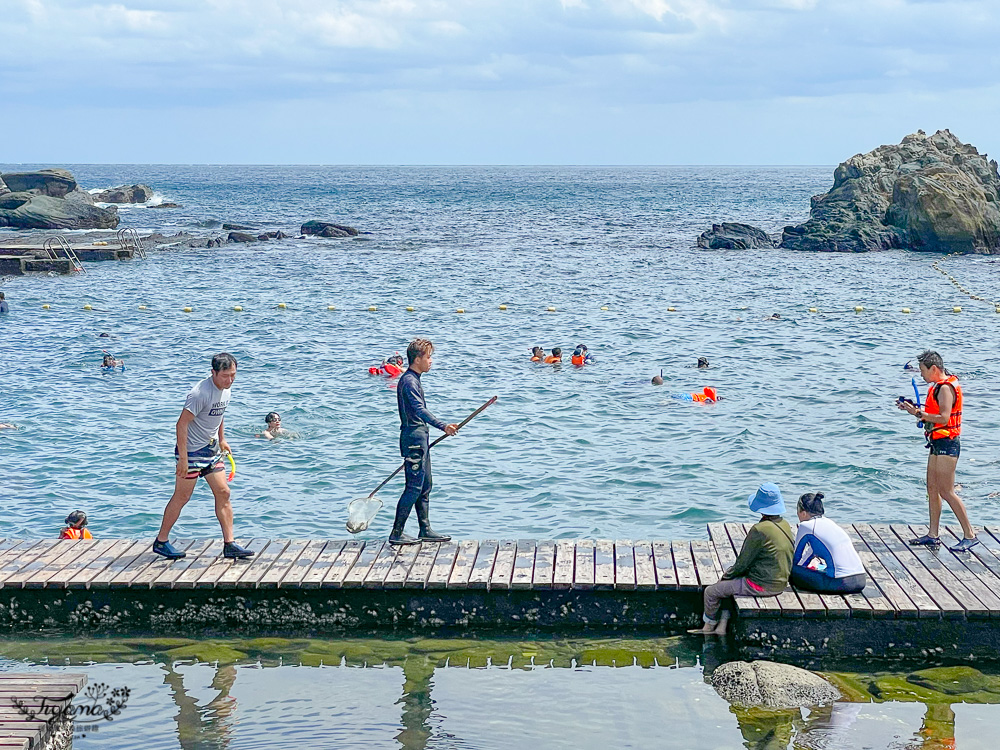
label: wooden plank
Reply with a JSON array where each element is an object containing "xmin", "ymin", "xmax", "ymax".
[
  {"xmin": 904, "ymin": 525, "xmax": 1000, "ymax": 617},
  {"xmin": 168, "ymin": 540, "xmax": 223, "ymax": 589},
  {"xmin": 552, "ymin": 540, "xmax": 574, "ymax": 590},
  {"xmin": 191, "ymin": 538, "xmax": 260, "ymax": 589},
  {"xmin": 613, "ymin": 540, "xmax": 636, "ymax": 590},
  {"xmin": 221, "ymin": 540, "xmax": 284, "ymax": 589},
  {"xmin": 727, "ymin": 523, "xmax": 779, "ymax": 613},
  {"xmin": 301, "ymin": 541, "xmax": 348, "ymax": 588},
  {"xmin": 391, "ymin": 543, "xmax": 429, "ymax": 589},
  {"xmin": 868, "ymin": 523, "xmax": 964, "ymax": 618},
  {"xmin": 342, "ymin": 541, "xmax": 384, "ymax": 588},
  {"xmin": 574, "ymin": 539, "xmax": 595, "ymax": 590},
  {"xmin": 322, "ymin": 540, "xmax": 364, "ymax": 588},
  {"xmin": 87, "ymin": 540, "xmax": 150, "ymax": 588},
  {"xmin": 446, "ymin": 540, "xmax": 478, "ymax": 588},
  {"xmin": 594, "ymin": 539, "xmax": 615, "ymax": 590},
  {"xmin": 490, "ymin": 540, "xmax": 517, "ymax": 591},
  {"xmin": 532, "ymin": 540, "xmax": 555, "ymax": 589},
  {"xmin": 707, "ymin": 523, "xmax": 758, "ymax": 612},
  {"xmin": 690, "ymin": 539, "xmax": 721, "ymax": 587},
  {"xmin": 19, "ymin": 540, "xmax": 95, "ymax": 588},
  {"xmin": 511, "ymin": 540, "xmax": 536, "ymax": 590},
  {"xmin": 363, "ymin": 543, "xmax": 400, "ymax": 589},
  {"xmin": 842, "ymin": 525, "xmax": 912, "ymax": 618},
  {"xmin": 129, "ymin": 537, "xmax": 198, "ymax": 588},
  {"xmin": 633, "ymin": 540, "xmax": 656, "ymax": 590},
  {"xmin": 651, "ymin": 541, "xmax": 677, "ymax": 589},
  {"xmin": 111, "ymin": 540, "xmax": 196, "ymax": 589},
  {"xmin": 941, "ymin": 526, "xmax": 1000, "ymax": 615},
  {"xmin": 424, "ymin": 541, "xmax": 458, "ymax": 589},
  {"xmin": 0, "ymin": 542, "xmax": 33, "ymax": 574},
  {"xmin": 259, "ymin": 540, "xmax": 310, "ymax": 589},
  {"xmin": 46, "ymin": 539, "xmax": 118, "ymax": 588},
  {"xmin": 0, "ymin": 542, "xmax": 57, "ymax": 587},
  {"xmin": 853, "ymin": 524, "xmax": 936, "ymax": 617},
  {"xmin": 468, "ymin": 540, "xmax": 499, "ymax": 590},
  {"xmin": 149, "ymin": 539, "xmax": 214, "ymax": 589},
  {"xmin": 671, "ymin": 541, "xmax": 699, "ymax": 591},
  {"xmin": 279, "ymin": 540, "xmax": 329, "ymax": 588},
  {"xmin": 384, "ymin": 543, "xmax": 422, "ymax": 588}
]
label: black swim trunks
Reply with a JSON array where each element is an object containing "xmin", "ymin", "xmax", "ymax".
[{"xmin": 928, "ymin": 436, "xmax": 960, "ymax": 457}]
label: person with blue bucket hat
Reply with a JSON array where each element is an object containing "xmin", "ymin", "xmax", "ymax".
[{"xmin": 689, "ymin": 483, "xmax": 795, "ymax": 635}]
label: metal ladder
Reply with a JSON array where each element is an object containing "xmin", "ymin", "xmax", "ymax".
[
  {"xmin": 116, "ymin": 228, "xmax": 147, "ymax": 259},
  {"xmin": 43, "ymin": 236, "xmax": 86, "ymax": 274}
]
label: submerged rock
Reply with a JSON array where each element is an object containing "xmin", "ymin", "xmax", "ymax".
[
  {"xmin": 301, "ymin": 220, "xmax": 360, "ymax": 238},
  {"xmin": 697, "ymin": 222, "xmax": 776, "ymax": 249},
  {"xmin": 781, "ymin": 129, "xmax": 1000, "ymax": 254},
  {"xmin": 711, "ymin": 660, "xmax": 841, "ymax": 708},
  {"xmin": 92, "ymin": 184, "xmax": 154, "ymax": 204},
  {"xmin": 227, "ymin": 231, "xmax": 257, "ymax": 243}
]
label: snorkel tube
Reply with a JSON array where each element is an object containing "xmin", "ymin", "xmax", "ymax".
[
  {"xmin": 225, "ymin": 452, "xmax": 236, "ymax": 482},
  {"xmin": 912, "ymin": 377, "xmax": 924, "ymax": 429}
]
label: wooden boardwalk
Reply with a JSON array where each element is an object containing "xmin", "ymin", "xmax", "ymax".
[
  {"xmin": 0, "ymin": 673, "xmax": 87, "ymax": 750},
  {"xmin": 2, "ymin": 523, "xmax": 1000, "ymax": 625}
]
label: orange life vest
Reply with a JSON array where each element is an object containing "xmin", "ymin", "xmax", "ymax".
[
  {"xmin": 925, "ymin": 375, "xmax": 962, "ymax": 440},
  {"xmin": 544, "ymin": 355, "xmax": 561, "ymax": 364},
  {"xmin": 691, "ymin": 387, "xmax": 718, "ymax": 403},
  {"xmin": 60, "ymin": 527, "xmax": 92, "ymax": 540},
  {"xmin": 571, "ymin": 354, "xmax": 585, "ymax": 366},
  {"xmin": 530, "ymin": 356, "xmax": 541, "ymax": 362}
]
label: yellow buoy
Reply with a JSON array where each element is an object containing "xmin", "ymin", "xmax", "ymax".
[
  {"xmin": 233, "ymin": 305, "xmax": 243, "ymax": 312},
  {"xmin": 901, "ymin": 307, "xmax": 911, "ymax": 314},
  {"xmin": 368, "ymin": 305, "xmax": 377, "ymax": 312},
  {"xmin": 854, "ymin": 306, "xmax": 864, "ymax": 312},
  {"xmin": 327, "ymin": 305, "xmax": 336, "ymax": 311},
  {"xmin": 600, "ymin": 306, "xmax": 609, "ymax": 311},
  {"xmin": 138, "ymin": 305, "xmax": 147, "ymax": 311},
  {"xmin": 546, "ymin": 306, "xmax": 556, "ymax": 312},
  {"xmin": 183, "ymin": 307, "xmax": 193, "ymax": 313},
  {"xmin": 456, "ymin": 308, "xmax": 465, "ymax": 314},
  {"xmin": 953, "ymin": 306, "xmax": 962, "ymax": 313},
  {"xmin": 406, "ymin": 306, "xmax": 414, "ymax": 312},
  {"xmin": 42, "ymin": 304, "xmax": 50, "ymax": 309},
  {"xmin": 667, "ymin": 307, "xmax": 676, "ymax": 312},
  {"xmin": 83, "ymin": 304, "xmax": 92, "ymax": 310},
  {"xmin": 808, "ymin": 307, "xmax": 818, "ymax": 313},
  {"xmin": 278, "ymin": 302, "xmax": 287, "ymax": 309},
  {"xmin": 498, "ymin": 304, "xmax": 507, "ymax": 311}
]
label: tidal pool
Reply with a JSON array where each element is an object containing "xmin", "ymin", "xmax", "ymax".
[{"xmin": 1, "ymin": 635, "xmax": 997, "ymax": 749}]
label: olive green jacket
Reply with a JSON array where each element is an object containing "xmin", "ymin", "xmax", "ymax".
[{"xmin": 722, "ymin": 518, "xmax": 794, "ymax": 593}]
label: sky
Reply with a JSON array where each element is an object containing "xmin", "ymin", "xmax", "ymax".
[{"xmin": 2, "ymin": 0, "xmax": 999, "ymax": 164}]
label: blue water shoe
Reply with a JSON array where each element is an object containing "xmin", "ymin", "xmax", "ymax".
[
  {"xmin": 950, "ymin": 537, "xmax": 980, "ymax": 553},
  {"xmin": 152, "ymin": 539, "xmax": 186, "ymax": 559},
  {"xmin": 908, "ymin": 534, "xmax": 940, "ymax": 547}
]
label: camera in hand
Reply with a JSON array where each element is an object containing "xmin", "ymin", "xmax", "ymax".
[{"xmin": 897, "ymin": 396, "xmax": 916, "ymax": 406}]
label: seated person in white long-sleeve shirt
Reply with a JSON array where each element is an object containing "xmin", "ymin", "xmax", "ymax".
[{"xmin": 792, "ymin": 492, "xmax": 868, "ymax": 594}]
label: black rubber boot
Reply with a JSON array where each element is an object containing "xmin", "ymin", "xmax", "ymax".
[
  {"xmin": 416, "ymin": 498, "xmax": 451, "ymax": 542},
  {"xmin": 389, "ymin": 526, "xmax": 419, "ymax": 545}
]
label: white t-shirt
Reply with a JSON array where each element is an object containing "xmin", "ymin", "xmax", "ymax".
[
  {"xmin": 182, "ymin": 376, "xmax": 231, "ymax": 449},
  {"xmin": 793, "ymin": 517, "xmax": 865, "ymax": 578}
]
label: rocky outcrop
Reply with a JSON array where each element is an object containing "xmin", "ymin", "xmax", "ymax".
[
  {"xmin": 0, "ymin": 169, "xmax": 77, "ymax": 197},
  {"xmin": 711, "ymin": 661, "xmax": 841, "ymax": 708},
  {"xmin": 0, "ymin": 175, "xmax": 9, "ymax": 196},
  {"xmin": 301, "ymin": 220, "xmax": 359, "ymax": 238},
  {"xmin": 697, "ymin": 222, "xmax": 776, "ymax": 249},
  {"xmin": 228, "ymin": 231, "xmax": 257, "ymax": 243},
  {"xmin": 0, "ymin": 192, "xmax": 119, "ymax": 230},
  {"xmin": 92, "ymin": 184, "xmax": 154, "ymax": 204},
  {"xmin": 781, "ymin": 129, "xmax": 1000, "ymax": 254}
]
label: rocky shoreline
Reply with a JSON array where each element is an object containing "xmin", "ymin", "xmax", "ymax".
[{"xmin": 698, "ymin": 129, "xmax": 1000, "ymax": 254}]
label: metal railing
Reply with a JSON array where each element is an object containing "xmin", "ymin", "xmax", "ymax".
[
  {"xmin": 116, "ymin": 228, "xmax": 147, "ymax": 259},
  {"xmin": 42, "ymin": 236, "xmax": 85, "ymax": 274}
]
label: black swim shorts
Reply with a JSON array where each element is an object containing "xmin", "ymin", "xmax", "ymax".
[{"xmin": 928, "ymin": 436, "xmax": 961, "ymax": 457}]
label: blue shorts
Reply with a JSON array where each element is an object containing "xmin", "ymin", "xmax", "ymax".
[
  {"xmin": 174, "ymin": 441, "xmax": 223, "ymax": 479},
  {"xmin": 928, "ymin": 437, "xmax": 960, "ymax": 457}
]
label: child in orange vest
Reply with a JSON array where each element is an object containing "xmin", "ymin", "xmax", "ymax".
[{"xmin": 60, "ymin": 510, "xmax": 93, "ymax": 540}]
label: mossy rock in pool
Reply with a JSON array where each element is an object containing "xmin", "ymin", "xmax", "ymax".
[
  {"xmin": 165, "ymin": 644, "xmax": 248, "ymax": 664},
  {"xmin": 2, "ymin": 641, "xmax": 139, "ymax": 661},
  {"xmin": 409, "ymin": 638, "xmax": 481, "ymax": 653},
  {"xmin": 243, "ymin": 638, "xmax": 311, "ymax": 655},
  {"xmin": 124, "ymin": 638, "xmax": 196, "ymax": 651},
  {"xmin": 869, "ymin": 675, "xmax": 944, "ymax": 702},
  {"xmin": 823, "ymin": 673, "xmax": 876, "ymax": 702},
  {"xmin": 907, "ymin": 666, "xmax": 1000, "ymax": 699},
  {"xmin": 579, "ymin": 647, "xmax": 658, "ymax": 667}
]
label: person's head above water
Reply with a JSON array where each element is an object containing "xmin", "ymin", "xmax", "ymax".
[
  {"xmin": 265, "ymin": 412, "xmax": 281, "ymax": 426},
  {"xmin": 65, "ymin": 510, "xmax": 88, "ymax": 529},
  {"xmin": 651, "ymin": 375, "xmax": 664, "ymax": 385},
  {"xmin": 531, "ymin": 346, "xmax": 544, "ymax": 358},
  {"xmin": 697, "ymin": 357, "xmax": 709, "ymax": 369},
  {"xmin": 102, "ymin": 354, "xmax": 116, "ymax": 367},
  {"xmin": 98, "ymin": 332, "xmax": 110, "ymax": 338},
  {"xmin": 552, "ymin": 347, "xmax": 562, "ymax": 357}
]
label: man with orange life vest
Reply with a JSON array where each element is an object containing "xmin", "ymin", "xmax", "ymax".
[
  {"xmin": 543, "ymin": 347, "xmax": 562, "ymax": 364},
  {"xmin": 896, "ymin": 350, "xmax": 978, "ymax": 552},
  {"xmin": 60, "ymin": 510, "xmax": 93, "ymax": 540}
]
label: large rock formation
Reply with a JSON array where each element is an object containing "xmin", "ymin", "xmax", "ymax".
[
  {"xmin": 697, "ymin": 222, "xmax": 776, "ymax": 249},
  {"xmin": 92, "ymin": 184, "xmax": 154, "ymax": 204},
  {"xmin": 0, "ymin": 169, "xmax": 119, "ymax": 229},
  {"xmin": 781, "ymin": 130, "xmax": 1000, "ymax": 254},
  {"xmin": 711, "ymin": 660, "xmax": 841, "ymax": 708}
]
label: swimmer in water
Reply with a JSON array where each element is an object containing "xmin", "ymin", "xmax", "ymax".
[
  {"xmin": 764, "ymin": 313, "xmax": 781, "ymax": 321},
  {"xmin": 101, "ymin": 354, "xmax": 124, "ymax": 369},
  {"xmin": 0, "ymin": 423, "xmax": 15, "ymax": 430},
  {"xmin": 652, "ymin": 369, "xmax": 664, "ymax": 386},
  {"xmin": 544, "ymin": 347, "xmax": 562, "ymax": 364},
  {"xmin": 698, "ymin": 357, "xmax": 709, "ymax": 369},
  {"xmin": 257, "ymin": 412, "xmax": 288, "ymax": 440},
  {"xmin": 60, "ymin": 510, "xmax": 93, "ymax": 540},
  {"xmin": 530, "ymin": 346, "xmax": 544, "ymax": 362}
]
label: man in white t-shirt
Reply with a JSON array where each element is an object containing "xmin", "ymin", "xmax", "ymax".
[{"xmin": 152, "ymin": 353, "xmax": 253, "ymax": 560}]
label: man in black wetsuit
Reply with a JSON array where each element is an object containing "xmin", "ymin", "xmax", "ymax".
[{"xmin": 390, "ymin": 338, "xmax": 458, "ymax": 545}]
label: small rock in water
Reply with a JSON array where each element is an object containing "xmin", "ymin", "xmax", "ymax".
[
  {"xmin": 696, "ymin": 222, "xmax": 776, "ymax": 250},
  {"xmin": 92, "ymin": 184, "xmax": 154, "ymax": 204},
  {"xmin": 301, "ymin": 220, "xmax": 360, "ymax": 238},
  {"xmin": 711, "ymin": 660, "xmax": 841, "ymax": 708},
  {"xmin": 228, "ymin": 231, "xmax": 258, "ymax": 243}
]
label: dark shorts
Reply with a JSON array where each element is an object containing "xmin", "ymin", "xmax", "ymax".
[
  {"xmin": 928, "ymin": 436, "xmax": 960, "ymax": 457},
  {"xmin": 174, "ymin": 441, "xmax": 223, "ymax": 479}
]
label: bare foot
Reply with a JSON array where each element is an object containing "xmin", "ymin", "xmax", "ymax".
[
  {"xmin": 687, "ymin": 623, "xmax": 717, "ymax": 635},
  {"xmin": 713, "ymin": 614, "xmax": 731, "ymax": 635}
]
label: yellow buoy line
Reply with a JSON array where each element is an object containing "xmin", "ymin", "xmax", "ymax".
[{"xmin": 933, "ymin": 252, "xmax": 1000, "ymax": 312}]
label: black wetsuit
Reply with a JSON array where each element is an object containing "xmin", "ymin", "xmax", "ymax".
[{"xmin": 393, "ymin": 368, "xmax": 447, "ymax": 533}]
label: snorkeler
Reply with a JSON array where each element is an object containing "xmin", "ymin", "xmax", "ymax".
[
  {"xmin": 651, "ymin": 369, "xmax": 664, "ymax": 386},
  {"xmin": 697, "ymin": 357, "xmax": 710, "ymax": 369},
  {"xmin": 257, "ymin": 412, "xmax": 288, "ymax": 440},
  {"xmin": 530, "ymin": 347, "xmax": 545, "ymax": 362},
  {"xmin": 101, "ymin": 353, "xmax": 125, "ymax": 370},
  {"xmin": 369, "ymin": 353, "xmax": 405, "ymax": 378},
  {"xmin": 571, "ymin": 345, "xmax": 595, "ymax": 366},
  {"xmin": 764, "ymin": 313, "xmax": 782, "ymax": 321},
  {"xmin": 60, "ymin": 510, "xmax": 93, "ymax": 540},
  {"xmin": 544, "ymin": 347, "xmax": 563, "ymax": 364},
  {"xmin": 673, "ymin": 387, "xmax": 720, "ymax": 402}
]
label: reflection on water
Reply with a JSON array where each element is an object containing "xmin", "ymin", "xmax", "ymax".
[{"xmin": 0, "ymin": 636, "xmax": 995, "ymax": 749}]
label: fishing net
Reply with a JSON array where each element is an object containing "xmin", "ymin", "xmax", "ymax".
[{"xmin": 346, "ymin": 495, "xmax": 383, "ymax": 534}]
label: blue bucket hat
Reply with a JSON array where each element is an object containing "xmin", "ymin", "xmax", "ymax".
[{"xmin": 747, "ymin": 483, "xmax": 785, "ymax": 515}]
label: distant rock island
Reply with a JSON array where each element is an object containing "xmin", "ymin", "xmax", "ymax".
[
  {"xmin": 0, "ymin": 169, "xmax": 119, "ymax": 230},
  {"xmin": 698, "ymin": 129, "xmax": 1000, "ymax": 254}
]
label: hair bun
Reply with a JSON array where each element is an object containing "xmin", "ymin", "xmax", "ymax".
[{"xmin": 814, "ymin": 492, "xmax": 824, "ymax": 501}]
